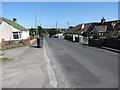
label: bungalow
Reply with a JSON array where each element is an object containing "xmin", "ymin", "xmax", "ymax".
[
  {"xmin": 90, "ymin": 18, "xmax": 120, "ymax": 37},
  {"xmin": 0, "ymin": 17, "xmax": 29, "ymax": 42},
  {"xmin": 66, "ymin": 17, "xmax": 120, "ymax": 36},
  {"xmin": 65, "ymin": 22, "xmax": 99, "ymax": 36},
  {"xmin": 91, "ymin": 25, "xmax": 107, "ymax": 36},
  {"xmin": 0, "ymin": 17, "xmax": 30, "ymax": 49},
  {"xmin": 65, "ymin": 24, "xmax": 82, "ymax": 34}
]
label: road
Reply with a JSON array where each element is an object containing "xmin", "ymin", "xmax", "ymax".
[{"xmin": 45, "ymin": 37, "xmax": 118, "ymax": 88}]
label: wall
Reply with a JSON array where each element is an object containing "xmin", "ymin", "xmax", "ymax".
[
  {"xmin": 1, "ymin": 38, "xmax": 30, "ymax": 49},
  {"xmin": 89, "ymin": 38, "xmax": 120, "ymax": 50},
  {"xmin": 21, "ymin": 30, "xmax": 29, "ymax": 39},
  {"xmin": 0, "ymin": 21, "xmax": 20, "ymax": 43}
]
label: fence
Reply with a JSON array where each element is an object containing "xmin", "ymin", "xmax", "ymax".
[
  {"xmin": 65, "ymin": 35, "xmax": 120, "ymax": 50},
  {"xmin": 104, "ymin": 39, "xmax": 120, "ymax": 50},
  {"xmin": 64, "ymin": 35, "xmax": 79, "ymax": 42},
  {"xmin": 89, "ymin": 38, "xmax": 120, "ymax": 50},
  {"xmin": 64, "ymin": 35, "xmax": 89, "ymax": 44}
]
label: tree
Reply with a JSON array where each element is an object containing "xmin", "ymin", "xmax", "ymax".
[
  {"xmin": 37, "ymin": 26, "xmax": 42, "ymax": 36},
  {"xmin": 37, "ymin": 26, "xmax": 47, "ymax": 37},
  {"xmin": 69, "ymin": 26, "xmax": 73, "ymax": 29},
  {"xmin": 106, "ymin": 31, "xmax": 120, "ymax": 39},
  {"xmin": 48, "ymin": 28, "xmax": 57, "ymax": 37},
  {"xmin": 29, "ymin": 28, "xmax": 36, "ymax": 36}
]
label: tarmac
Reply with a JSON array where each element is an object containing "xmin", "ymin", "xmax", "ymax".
[
  {"xmin": 1, "ymin": 41, "xmax": 57, "ymax": 88},
  {"xmin": 1, "ymin": 38, "xmax": 119, "ymax": 88}
]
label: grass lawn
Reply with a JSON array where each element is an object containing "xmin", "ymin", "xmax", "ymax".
[{"xmin": 0, "ymin": 58, "xmax": 15, "ymax": 62}]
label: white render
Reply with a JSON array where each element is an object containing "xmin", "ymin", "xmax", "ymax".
[
  {"xmin": 0, "ymin": 21, "xmax": 29, "ymax": 43},
  {"xmin": 21, "ymin": 31, "xmax": 29, "ymax": 39}
]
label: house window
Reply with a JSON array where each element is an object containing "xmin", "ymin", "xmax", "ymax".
[{"xmin": 13, "ymin": 32, "xmax": 19, "ymax": 39}]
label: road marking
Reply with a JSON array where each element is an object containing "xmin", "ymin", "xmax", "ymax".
[{"xmin": 43, "ymin": 39, "xmax": 57, "ymax": 88}]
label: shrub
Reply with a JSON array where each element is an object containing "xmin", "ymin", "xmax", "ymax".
[{"xmin": 106, "ymin": 31, "xmax": 120, "ymax": 39}]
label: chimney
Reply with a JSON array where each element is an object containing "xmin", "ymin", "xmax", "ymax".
[
  {"xmin": 13, "ymin": 18, "xmax": 17, "ymax": 22},
  {"xmin": 81, "ymin": 23, "xmax": 84, "ymax": 29},
  {"xmin": 101, "ymin": 17, "xmax": 106, "ymax": 24}
]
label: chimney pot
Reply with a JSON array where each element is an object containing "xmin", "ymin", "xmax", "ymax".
[
  {"xmin": 81, "ymin": 23, "xmax": 84, "ymax": 29},
  {"xmin": 101, "ymin": 17, "xmax": 106, "ymax": 24},
  {"xmin": 13, "ymin": 18, "xmax": 17, "ymax": 22}
]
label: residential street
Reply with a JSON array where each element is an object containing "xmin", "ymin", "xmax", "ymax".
[
  {"xmin": 2, "ymin": 37, "xmax": 118, "ymax": 88},
  {"xmin": 45, "ymin": 37, "xmax": 118, "ymax": 88},
  {"xmin": 1, "ymin": 2, "xmax": 119, "ymax": 89}
]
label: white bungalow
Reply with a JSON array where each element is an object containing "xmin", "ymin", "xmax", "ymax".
[{"xmin": 0, "ymin": 17, "xmax": 29, "ymax": 44}]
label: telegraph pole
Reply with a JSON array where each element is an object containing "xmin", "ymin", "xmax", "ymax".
[
  {"xmin": 35, "ymin": 13, "xmax": 37, "ymax": 36},
  {"xmin": 56, "ymin": 22, "xmax": 57, "ymax": 30},
  {"xmin": 38, "ymin": 20, "xmax": 41, "ymax": 26},
  {"xmin": 68, "ymin": 22, "xmax": 69, "ymax": 29}
]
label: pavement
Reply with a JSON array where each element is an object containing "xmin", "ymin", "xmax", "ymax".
[
  {"xmin": 2, "ymin": 41, "xmax": 61, "ymax": 88},
  {"xmin": 100, "ymin": 47, "xmax": 120, "ymax": 53},
  {"xmin": 0, "ymin": 51, "xmax": 2, "ymax": 90}
]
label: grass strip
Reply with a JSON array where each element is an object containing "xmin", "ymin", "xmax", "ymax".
[{"xmin": 0, "ymin": 58, "xmax": 15, "ymax": 62}]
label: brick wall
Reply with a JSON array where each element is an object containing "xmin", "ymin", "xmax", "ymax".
[{"xmin": 1, "ymin": 38, "xmax": 30, "ymax": 49}]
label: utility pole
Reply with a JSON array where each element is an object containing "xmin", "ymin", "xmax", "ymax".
[
  {"xmin": 68, "ymin": 22, "xmax": 69, "ymax": 29},
  {"xmin": 56, "ymin": 22, "xmax": 57, "ymax": 30},
  {"xmin": 0, "ymin": 15, "xmax": 2, "ymax": 24},
  {"xmin": 38, "ymin": 20, "xmax": 41, "ymax": 26},
  {"xmin": 35, "ymin": 13, "xmax": 37, "ymax": 36}
]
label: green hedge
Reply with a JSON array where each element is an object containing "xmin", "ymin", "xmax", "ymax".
[{"xmin": 66, "ymin": 34, "xmax": 82, "ymax": 36}]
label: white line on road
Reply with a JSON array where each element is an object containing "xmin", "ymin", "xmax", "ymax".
[{"xmin": 43, "ymin": 39, "xmax": 57, "ymax": 88}]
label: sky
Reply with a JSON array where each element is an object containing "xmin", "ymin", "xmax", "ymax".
[{"xmin": 2, "ymin": 2, "xmax": 118, "ymax": 29}]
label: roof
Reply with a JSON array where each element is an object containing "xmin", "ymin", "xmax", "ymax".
[
  {"xmin": 102, "ymin": 20, "xmax": 120, "ymax": 31},
  {"xmin": 75, "ymin": 23, "xmax": 97, "ymax": 33},
  {"xmin": 94, "ymin": 25, "xmax": 107, "ymax": 32},
  {"xmin": 66, "ymin": 24, "xmax": 81, "ymax": 33},
  {"xmin": 66, "ymin": 22, "xmax": 99, "ymax": 34},
  {"xmin": 2, "ymin": 17, "xmax": 27, "ymax": 31},
  {"xmin": 65, "ymin": 19, "xmax": 120, "ymax": 34}
]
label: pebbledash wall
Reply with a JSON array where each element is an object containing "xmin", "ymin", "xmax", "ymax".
[{"xmin": 0, "ymin": 21, "xmax": 30, "ymax": 49}]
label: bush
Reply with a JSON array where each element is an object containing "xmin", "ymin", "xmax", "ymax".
[
  {"xmin": 93, "ymin": 34, "xmax": 100, "ymax": 39},
  {"xmin": 106, "ymin": 31, "xmax": 120, "ymax": 39},
  {"xmin": 49, "ymin": 28, "xmax": 58, "ymax": 37}
]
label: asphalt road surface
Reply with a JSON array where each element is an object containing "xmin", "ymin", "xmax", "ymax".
[{"xmin": 45, "ymin": 37, "xmax": 118, "ymax": 88}]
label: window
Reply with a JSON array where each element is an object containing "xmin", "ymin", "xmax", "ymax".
[{"xmin": 13, "ymin": 32, "xmax": 19, "ymax": 39}]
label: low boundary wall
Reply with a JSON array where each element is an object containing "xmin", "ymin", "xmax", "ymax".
[
  {"xmin": 1, "ymin": 38, "xmax": 30, "ymax": 49},
  {"xmin": 89, "ymin": 38, "xmax": 120, "ymax": 50}
]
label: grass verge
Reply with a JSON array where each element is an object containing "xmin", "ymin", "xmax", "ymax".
[{"xmin": 0, "ymin": 58, "xmax": 15, "ymax": 62}]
